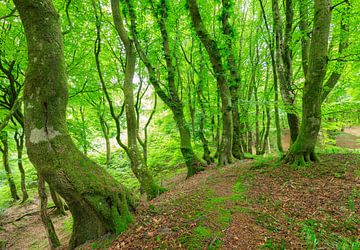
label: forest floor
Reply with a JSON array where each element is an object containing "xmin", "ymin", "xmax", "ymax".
[{"xmin": 0, "ymin": 127, "xmax": 359, "ymax": 249}]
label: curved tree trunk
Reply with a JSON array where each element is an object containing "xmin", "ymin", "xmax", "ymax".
[
  {"xmin": 110, "ymin": 0, "xmax": 164, "ymax": 199},
  {"xmin": 14, "ymin": 0, "xmax": 134, "ymax": 248},
  {"xmin": 272, "ymin": 0, "xmax": 300, "ymax": 144},
  {"xmin": 125, "ymin": 0, "xmax": 204, "ymax": 177},
  {"xmin": 38, "ymin": 175, "xmax": 61, "ymax": 249},
  {"xmin": 188, "ymin": 0, "xmax": 233, "ymax": 165},
  {"xmin": 284, "ymin": 0, "xmax": 331, "ymax": 165}
]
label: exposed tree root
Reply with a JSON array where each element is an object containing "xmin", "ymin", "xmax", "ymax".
[{"xmin": 283, "ymin": 150, "xmax": 320, "ymax": 167}]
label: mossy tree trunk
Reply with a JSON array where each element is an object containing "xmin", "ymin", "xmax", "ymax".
[
  {"xmin": 0, "ymin": 131, "xmax": 20, "ymax": 201},
  {"xmin": 109, "ymin": 0, "xmax": 164, "ymax": 199},
  {"xmin": 221, "ymin": 0, "xmax": 245, "ymax": 160},
  {"xmin": 272, "ymin": 0, "xmax": 299, "ymax": 144},
  {"xmin": 14, "ymin": 129, "xmax": 29, "ymax": 203},
  {"xmin": 284, "ymin": 0, "xmax": 331, "ymax": 165},
  {"xmin": 188, "ymin": 0, "xmax": 233, "ymax": 165},
  {"xmin": 14, "ymin": 0, "xmax": 134, "ymax": 248},
  {"xmin": 126, "ymin": 0, "xmax": 204, "ymax": 177},
  {"xmin": 49, "ymin": 186, "xmax": 66, "ymax": 215},
  {"xmin": 38, "ymin": 175, "xmax": 61, "ymax": 249}
]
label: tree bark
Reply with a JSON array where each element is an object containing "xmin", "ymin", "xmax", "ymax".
[
  {"xmin": 99, "ymin": 112, "xmax": 111, "ymax": 166},
  {"xmin": 49, "ymin": 186, "xmax": 66, "ymax": 216},
  {"xmin": 284, "ymin": 0, "xmax": 332, "ymax": 165},
  {"xmin": 38, "ymin": 175, "xmax": 61, "ymax": 249},
  {"xmin": 0, "ymin": 131, "xmax": 20, "ymax": 201},
  {"xmin": 14, "ymin": 0, "xmax": 134, "ymax": 248},
  {"xmin": 126, "ymin": 0, "xmax": 204, "ymax": 176},
  {"xmin": 272, "ymin": 0, "xmax": 299, "ymax": 144},
  {"xmin": 110, "ymin": 0, "xmax": 164, "ymax": 199},
  {"xmin": 188, "ymin": 0, "xmax": 233, "ymax": 165}
]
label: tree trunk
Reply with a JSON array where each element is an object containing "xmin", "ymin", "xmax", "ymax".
[
  {"xmin": 38, "ymin": 175, "xmax": 61, "ymax": 249},
  {"xmin": 188, "ymin": 0, "xmax": 233, "ymax": 165},
  {"xmin": 126, "ymin": 0, "xmax": 204, "ymax": 176},
  {"xmin": 221, "ymin": 0, "xmax": 244, "ymax": 160},
  {"xmin": 258, "ymin": 0, "xmax": 284, "ymax": 153},
  {"xmin": 14, "ymin": 130, "xmax": 28, "ymax": 202},
  {"xmin": 14, "ymin": 0, "xmax": 134, "ymax": 248},
  {"xmin": 272, "ymin": 0, "xmax": 299, "ymax": 144},
  {"xmin": 0, "ymin": 131, "xmax": 20, "ymax": 201},
  {"xmin": 197, "ymin": 53, "xmax": 213, "ymax": 164},
  {"xmin": 284, "ymin": 0, "xmax": 331, "ymax": 165},
  {"xmin": 99, "ymin": 113, "xmax": 111, "ymax": 166},
  {"xmin": 110, "ymin": 0, "xmax": 164, "ymax": 199}
]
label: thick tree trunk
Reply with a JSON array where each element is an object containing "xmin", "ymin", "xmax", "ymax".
[
  {"xmin": 0, "ymin": 131, "xmax": 20, "ymax": 201},
  {"xmin": 188, "ymin": 0, "xmax": 233, "ymax": 165},
  {"xmin": 110, "ymin": 0, "xmax": 164, "ymax": 199},
  {"xmin": 38, "ymin": 175, "xmax": 61, "ymax": 249},
  {"xmin": 14, "ymin": 0, "xmax": 134, "ymax": 248},
  {"xmin": 14, "ymin": 130, "xmax": 28, "ymax": 202},
  {"xmin": 284, "ymin": 0, "xmax": 331, "ymax": 165}
]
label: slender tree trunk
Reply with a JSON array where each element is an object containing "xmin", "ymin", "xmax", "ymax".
[
  {"xmin": 0, "ymin": 131, "xmax": 20, "ymax": 201},
  {"xmin": 260, "ymin": 66, "xmax": 271, "ymax": 155},
  {"xmin": 38, "ymin": 176, "xmax": 61, "ymax": 249},
  {"xmin": 188, "ymin": 0, "xmax": 233, "ymax": 165},
  {"xmin": 110, "ymin": 0, "xmax": 164, "ymax": 199},
  {"xmin": 14, "ymin": 130, "xmax": 28, "ymax": 202},
  {"xmin": 272, "ymin": 0, "xmax": 299, "ymax": 144},
  {"xmin": 99, "ymin": 113, "xmax": 111, "ymax": 166},
  {"xmin": 14, "ymin": 0, "xmax": 134, "ymax": 248},
  {"xmin": 254, "ymin": 84, "xmax": 261, "ymax": 155},
  {"xmin": 79, "ymin": 107, "xmax": 88, "ymax": 156},
  {"xmin": 259, "ymin": 0, "xmax": 283, "ymax": 153},
  {"xmin": 197, "ymin": 53, "xmax": 213, "ymax": 164},
  {"xmin": 126, "ymin": 0, "xmax": 204, "ymax": 176},
  {"xmin": 284, "ymin": 0, "xmax": 332, "ymax": 165}
]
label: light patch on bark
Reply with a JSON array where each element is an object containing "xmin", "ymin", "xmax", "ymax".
[
  {"xmin": 30, "ymin": 126, "xmax": 61, "ymax": 144},
  {"xmin": 27, "ymin": 103, "xmax": 34, "ymax": 109}
]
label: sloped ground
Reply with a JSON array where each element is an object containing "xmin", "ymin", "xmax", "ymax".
[
  {"xmin": 1, "ymin": 136, "xmax": 359, "ymax": 250},
  {"xmin": 100, "ymin": 154, "xmax": 359, "ymax": 249},
  {"xmin": 0, "ymin": 199, "xmax": 71, "ymax": 249}
]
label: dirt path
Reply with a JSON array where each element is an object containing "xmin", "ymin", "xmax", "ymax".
[{"xmin": 0, "ymin": 199, "xmax": 71, "ymax": 249}]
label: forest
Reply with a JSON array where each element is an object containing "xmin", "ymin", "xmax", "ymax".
[{"xmin": 0, "ymin": 0, "xmax": 359, "ymax": 249}]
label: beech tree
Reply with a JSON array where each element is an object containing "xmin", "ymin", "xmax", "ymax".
[
  {"xmin": 284, "ymin": 0, "xmax": 332, "ymax": 165},
  {"xmin": 13, "ymin": 0, "xmax": 134, "ymax": 248}
]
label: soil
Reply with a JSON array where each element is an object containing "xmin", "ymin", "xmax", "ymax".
[
  {"xmin": 0, "ymin": 128, "xmax": 359, "ymax": 249},
  {"xmin": 0, "ymin": 199, "xmax": 71, "ymax": 250}
]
